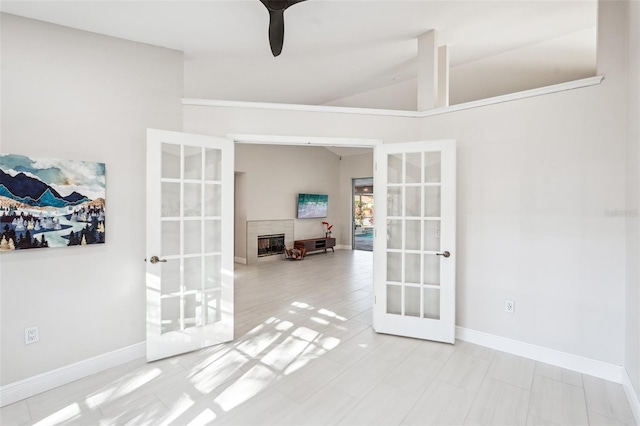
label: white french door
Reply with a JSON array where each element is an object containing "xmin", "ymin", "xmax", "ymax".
[
  {"xmin": 146, "ymin": 129, "xmax": 234, "ymax": 361},
  {"xmin": 373, "ymin": 140, "xmax": 456, "ymax": 343}
]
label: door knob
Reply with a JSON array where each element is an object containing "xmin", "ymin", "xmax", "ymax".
[
  {"xmin": 436, "ymin": 251, "xmax": 451, "ymax": 258},
  {"xmin": 149, "ymin": 256, "xmax": 167, "ymax": 264}
]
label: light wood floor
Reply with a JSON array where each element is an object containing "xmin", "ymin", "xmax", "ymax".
[{"xmin": 1, "ymin": 250, "xmax": 636, "ymax": 425}]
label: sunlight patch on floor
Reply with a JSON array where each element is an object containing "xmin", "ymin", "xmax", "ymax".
[
  {"xmin": 275, "ymin": 320, "xmax": 294, "ymax": 331},
  {"xmin": 214, "ymin": 365, "xmax": 276, "ymax": 411},
  {"xmin": 186, "ymin": 408, "xmax": 216, "ymax": 426},
  {"xmin": 190, "ymin": 350, "xmax": 250, "ymax": 394},
  {"xmin": 310, "ymin": 316, "xmax": 330, "ymax": 325},
  {"xmin": 33, "ymin": 403, "xmax": 80, "ymax": 426},
  {"xmin": 159, "ymin": 394, "xmax": 195, "ymax": 426},
  {"xmin": 318, "ymin": 308, "xmax": 347, "ymax": 321},
  {"xmin": 85, "ymin": 368, "xmax": 162, "ymax": 408}
]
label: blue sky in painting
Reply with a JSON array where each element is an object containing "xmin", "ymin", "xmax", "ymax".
[{"xmin": 0, "ymin": 154, "xmax": 105, "ymax": 200}]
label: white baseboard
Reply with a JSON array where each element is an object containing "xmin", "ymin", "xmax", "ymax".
[
  {"xmin": 0, "ymin": 342, "xmax": 145, "ymax": 408},
  {"xmin": 336, "ymin": 245, "xmax": 352, "ymax": 250},
  {"xmin": 622, "ymin": 369, "xmax": 640, "ymax": 425},
  {"xmin": 234, "ymin": 256, "xmax": 247, "ymax": 264},
  {"xmin": 456, "ymin": 326, "xmax": 623, "ymax": 383}
]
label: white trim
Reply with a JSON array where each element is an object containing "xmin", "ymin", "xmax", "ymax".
[
  {"xmin": 185, "ymin": 98, "xmax": 417, "ymax": 118},
  {"xmin": 0, "ymin": 342, "xmax": 145, "ymax": 407},
  {"xmin": 234, "ymin": 256, "xmax": 247, "ymax": 264},
  {"xmin": 183, "ymin": 76, "xmax": 604, "ymax": 119},
  {"xmin": 227, "ymin": 133, "xmax": 381, "ymax": 148},
  {"xmin": 335, "ymin": 245, "xmax": 352, "ymax": 250},
  {"xmin": 623, "ymin": 369, "xmax": 640, "ymax": 425},
  {"xmin": 456, "ymin": 326, "xmax": 622, "ymax": 383}
]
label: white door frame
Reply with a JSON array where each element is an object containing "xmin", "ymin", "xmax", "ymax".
[{"xmin": 227, "ymin": 134, "xmax": 382, "ymax": 149}]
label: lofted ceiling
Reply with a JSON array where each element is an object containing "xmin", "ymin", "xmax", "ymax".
[{"xmin": 1, "ymin": 0, "xmax": 598, "ymax": 106}]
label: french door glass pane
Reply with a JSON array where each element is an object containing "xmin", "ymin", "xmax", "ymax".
[
  {"xmin": 161, "ymin": 297, "xmax": 180, "ymax": 334},
  {"xmin": 406, "ymin": 153, "xmax": 422, "ymax": 183},
  {"xmin": 204, "ymin": 255, "xmax": 222, "ymax": 289},
  {"xmin": 184, "ymin": 293, "xmax": 200, "ymax": 330},
  {"xmin": 204, "ymin": 220, "xmax": 222, "ymax": 253},
  {"xmin": 387, "ymin": 219, "xmax": 402, "ymax": 250},
  {"xmin": 425, "ymin": 152, "xmax": 441, "ymax": 183},
  {"xmin": 388, "ymin": 154, "xmax": 403, "ymax": 184},
  {"xmin": 184, "ymin": 183, "xmax": 202, "ymax": 217},
  {"xmin": 388, "ymin": 187, "xmax": 402, "ymax": 217},
  {"xmin": 405, "ymin": 286, "xmax": 421, "ymax": 317},
  {"xmin": 184, "ymin": 221, "xmax": 202, "ymax": 255},
  {"xmin": 184, "ymin": 146, "xmax": 202, "ymax": 180},
  {"xmin": 424, "ymin": 255, "xmax": 440, "ymax": 286},
  {"xmin": 387, "ymin": 285, "xmax": 402, "ymax": 315},
  {"xmin": 424, "ymin": 220, "xmax": 441, "ymax": 251},
  {"xmin": 423, "ymin": 288, "xmax": 441, "ymax": 320},
  {"xmin": 405, "ymin": 220, "xmax": 421, "ymax": 250},
  {"xmin": 204, "ymin": 184, "xmax": 222, "ymax": 216},
  {"xmin": 184, "ymin": 257, "xmax": 202, "ymax": 292},
  {"xmin": 425, "ymin": 187, "xmax": 441, "ymax": 217},
  {"xmin": 161, "ymin": 183, "xmax": 180, "ymax": 217},
  {"xmin": 206, "ymin": 291, "xmax": 222, "ymax": 324},
  {"xmin": 387, "ymin": 252, "xmax": 402, "ymax": 282},
  {"xmin": 205, "ymin": 148, "xmax": 222, "ymax": 181},
  {"xmin": 405, "ymin": 253, "xmax": 421, "ymax": 284},
  {"xmin": 406, "ymin": 186, "xmax": 422, "ymax": 217},
  {"xmin": 161, "ymin": 143, "xmax": 180, "ymax": 179},
  {"xmin": 161, "ymin": 260, "xmax": 180, "ymax": 294},
  {"xmin": 161, "ymin": 221, "xmax": 180, "ymax": 256}
]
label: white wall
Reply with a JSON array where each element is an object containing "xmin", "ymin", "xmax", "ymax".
[
  {"xmin": 235, "ymin": 144, "xmax": 341, "ymax": 246},
  {"xmin": 337, "ymin": 152, "xmax": 374, "ymax": 247},
  {"xmin": 184, "ymin": 0, "xmax": 628, "ymax": 367},
  {"xmin": 450, "ymin": 28, "xmax": 597, "ymax": 105},
  {"xmin": 324, "ymin": 80, "xmax": 417, "ymax": 111},
  {"xmin": 0, "ymin": 14, "xmax": 183, "ymax": 385},
  {"xmin": 184, "ymin": 106, "xmax": 421, "ymax": 145},
  {"xmin": 625, "ymin": 0, "xmax": 640, "ymax": 398},
  {"xmin": 411, "ymin": 1, "xmax": 626, "ymax": 365}
]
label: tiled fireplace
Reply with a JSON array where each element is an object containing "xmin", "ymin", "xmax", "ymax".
[{"xmin": 246, "ymin": 220, "xmax": 294, "ymax": 264}]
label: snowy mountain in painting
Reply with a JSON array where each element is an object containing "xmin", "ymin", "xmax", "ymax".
[{"xmin": 0, "ymin": 169, "xmax": 89, "ymax": 207}]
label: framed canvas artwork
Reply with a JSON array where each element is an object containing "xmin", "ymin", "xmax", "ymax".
[{"xmin": 0, "ymin": 154, "xmax": 106, "ymax": 251}]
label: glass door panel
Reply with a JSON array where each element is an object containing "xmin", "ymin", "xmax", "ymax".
[{"xmin": 353, "ymin": 177, "xmax": 374, "ymax": 251}]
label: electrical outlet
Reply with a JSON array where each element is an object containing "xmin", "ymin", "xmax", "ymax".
[
  {"xmin": 25, "ymin": 326, "xmax": 39, "ymax": 344},
  {"xmin": 504, "ymin": 300, "xmax": 515, "ymax": 314}
]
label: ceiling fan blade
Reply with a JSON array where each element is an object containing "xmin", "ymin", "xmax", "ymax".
[
  {"xmin": 268, "ymin": 9, "xmax": 285, "ymax": 57},
  {"xmin": 259, "ymin": 0, "xmax": 308, "ymax": 57}
]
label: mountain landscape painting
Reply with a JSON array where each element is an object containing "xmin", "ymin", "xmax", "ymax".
[{"xmin": 0, "ymin": 154, "xmax": 106, "ymax": 251}]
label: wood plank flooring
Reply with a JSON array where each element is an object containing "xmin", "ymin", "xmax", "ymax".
[{"xmin": 1, "ymin": 249, "xmax": 636, "ymax": 425}]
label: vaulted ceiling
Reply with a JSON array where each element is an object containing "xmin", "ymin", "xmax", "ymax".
[{"xmin": 1, "ymin": 0, "xmax": 598, "ymax": 106}]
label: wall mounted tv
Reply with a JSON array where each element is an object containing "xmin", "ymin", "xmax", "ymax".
[{"xmin": 297, "ymin": 193, "xmax": 328, "ymax": 219}]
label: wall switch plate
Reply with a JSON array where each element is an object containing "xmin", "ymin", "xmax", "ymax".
[
  {"xmin": 25, "ymin": 326, "xmax": 39, "ymax": 344},
  {"xmin": 504, "ymin": 300, "xmax": 515, "ymax": 314}
]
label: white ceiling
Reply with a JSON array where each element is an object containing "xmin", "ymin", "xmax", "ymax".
[{"xmin": 1, "ymin": 0, "xmax": 598, "ymax": 105}]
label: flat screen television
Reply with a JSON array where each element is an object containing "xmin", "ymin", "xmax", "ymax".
[{"xmin": 297, "ymin": 193, "xmax": 328, "ymax": 219}]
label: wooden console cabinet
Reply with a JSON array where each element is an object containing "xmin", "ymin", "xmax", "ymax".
[{"xmin": 294, "ymin": 237, "xmax": 335, "ymax": 254}]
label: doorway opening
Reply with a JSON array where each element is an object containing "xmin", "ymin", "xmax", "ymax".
[{"xmin": 353, "ymin": 177, "xmax": 374, "ymax": 251}]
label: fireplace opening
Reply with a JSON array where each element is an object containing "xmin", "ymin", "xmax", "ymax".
[{"xmin": 257, "ymin": 234, "xmax": 285, "ymax": 257}]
